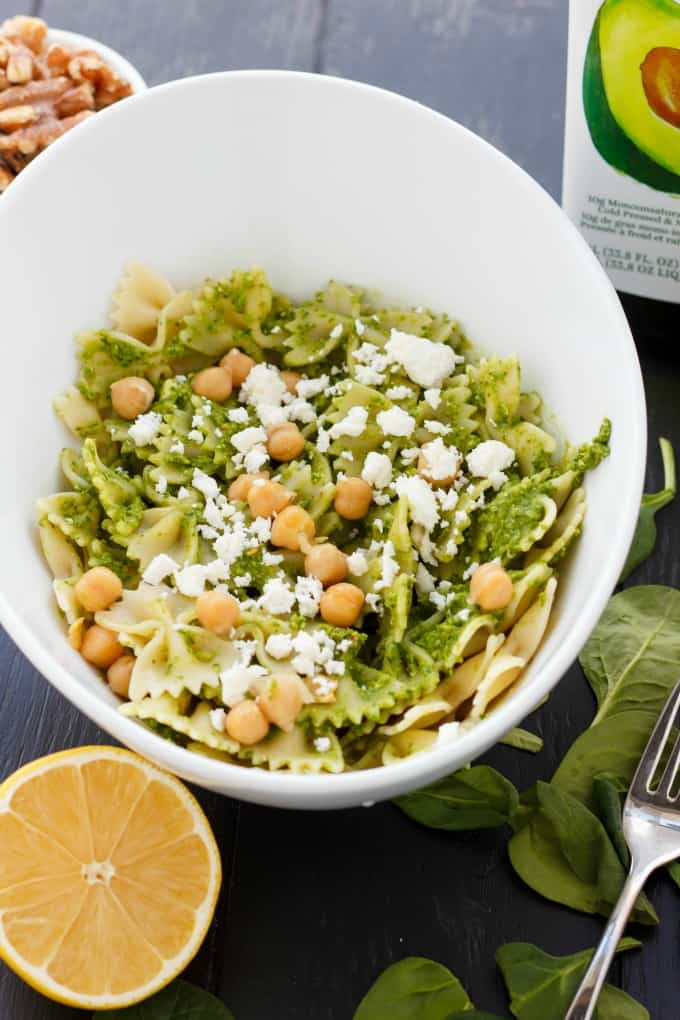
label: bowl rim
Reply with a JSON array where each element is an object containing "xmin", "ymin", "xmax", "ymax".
[
  {"xmin": 47, "ymin": 26, "xmax": 147, "ymax": 94},
  {"xmin": 0, "ymin": 69, "xmax": 647, "ymax": 808}
]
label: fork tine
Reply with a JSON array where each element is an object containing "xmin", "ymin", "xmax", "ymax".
[
  {"xmin": 629, "ymin": 679, "xmax": 680, "ymax": 800},
  {"xmin": 658, "ymin": 730, "xmax": 680, "ymax": 800}
]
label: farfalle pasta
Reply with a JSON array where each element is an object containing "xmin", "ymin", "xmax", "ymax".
[{"xmin": 37, "ymin": 263, "xmax": 611, "ymax": 773}]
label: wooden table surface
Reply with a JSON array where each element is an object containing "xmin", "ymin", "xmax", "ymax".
[{"xmin": 1, "ymin": 3, "xmax": 678, "ymax": 1018}]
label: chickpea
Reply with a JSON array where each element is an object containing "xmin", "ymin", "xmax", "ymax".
[
  {"xmin": 319, "ymin": 582, "xmax": 365, "ymax": 627},
  {"xmin": 196, "ymin": 590, "xmax": 241, "ymax": 634},
  {"xmin": 220, "ymin": 348, "xmax": 255, "ymax": 387},
  {"xmin": 225, "ymin": 700, "xmax": 270, "ymax": 745},
  {"xmin": 107, "ymin": 653, "xmax": 135, "ymax": 698},
  {"xmin": 258, "ymin": 674, "xmax": 304, "ymax": 732},
  {"xmin": 74, "ymin": 566, "xmax": 123, "ymax": 613},
  {"xmin": 266, "ymin": 422, "xmax": 305, "ymax": 462},
  {"xmin": 280, "ymin": 370, "xmax": 302, "ymax": 395},
  {"xmin": 228, "ymin": 471, "xmax": 269, "ymax": 502},
  {"xmin": 191, "ymin": 365, "xmax": 232, "ymax": 402},
  {"xmin": 270, "ymin": 505, "xmax": 315, "ymax": 551},
  {"xmin": 81, "ymin": 625, "xmax": 123, "ymax": 669},
  {"xmin": 334, "ymin": 477, "xmax": 373, "ymax": 520},
  {"xmin": 305, "ymin": 543, "xmax": 348, "ymax": 587},
  {"xmin": 110, "ymin": 376, "xmax": 155, "ymax": 420},
  {"xmin": 248, "ymin": 479, "xmax": 293, "ymax": 518},
  {"xmin": 68, "ymin": 618, "xmax": 85, "ymax": 652},
  {"xmin": 469, "ymin": 562, "xmax": 514, "ymax": 611}
]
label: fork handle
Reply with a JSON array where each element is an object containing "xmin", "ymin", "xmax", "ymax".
[{"xmin": 564, "ymin": 864, "xmax": 648, "ymax": 1020}]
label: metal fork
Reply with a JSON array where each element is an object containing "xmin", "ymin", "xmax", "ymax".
[{"xmin": 565, "ymin": 678, "xmax": 680, "ymax": 1020}]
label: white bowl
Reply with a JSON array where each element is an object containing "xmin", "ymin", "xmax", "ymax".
[
  {"xmin": 48, "ymin": 28, "xmax": 147, "ymax": 95},
  {"xmin": 0, "ymin": 72, "xmax": 645, "ymax": 810}
]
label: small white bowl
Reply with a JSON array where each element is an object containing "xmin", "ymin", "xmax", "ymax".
[
  {"xmin": 0, "ymin": 72, "xmax": 645, "ymax": 810},
  {"xmin": 48, "ymin": 28, "xmax": 147, "ymax": 95}
]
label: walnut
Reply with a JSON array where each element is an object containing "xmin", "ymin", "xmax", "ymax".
[{"xmin": 0, "ymin": 17, "xmax": 133, "ymax": 190}]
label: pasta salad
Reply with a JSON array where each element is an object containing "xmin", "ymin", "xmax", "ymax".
[{"xmin": 37, "ymin": 263, "xmax": 611, "ymax": 772}]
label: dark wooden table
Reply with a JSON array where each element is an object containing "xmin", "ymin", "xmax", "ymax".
[{"xmin": 1, "ymin": 3, "xmax": 678, "ymax": 1018}]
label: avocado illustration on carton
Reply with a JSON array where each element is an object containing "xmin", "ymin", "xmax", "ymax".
[{"xmin": 564, "ymin": 0, "xmax": 680, "ymax": 301}]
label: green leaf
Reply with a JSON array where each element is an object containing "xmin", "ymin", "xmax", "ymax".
[
  {"xmin": 496, "ymin": 939, "xmax": 647, "ymax": 1020},
  {"xmin": 395, "ymin": 766, "xmax": 519, "ymax": 831},
  {"xmin": 579, "ymin": 586, "xmax": 680, "ymax": 726},
  {"xmin": 499, "ymin": 727, "xmax": 543, "ymax": 754},
  {"xmin": 445, "ymin": 1014, "xmax": 506, "ymax": 1019},
  {"xmin": 353, "ymin": 957, "xmax": 473, "ymax": 1020},
  {"xmin": 667, "ymin": 859, "xmax": 680, "ymax": 890},
  {"xmin": 620, "ymin": 438, "xmax": 675, "ymax": 581},
  {"xmin": 592, "ymin": 774, "xmax": 630, "ymax": 869},
  {"xmin": 96, "ymin": 979, "xmax": 235, "ymax": 1019},
  {"xmin": 508, "ymin": 783, "xmax": 657, "ymax": 925}
]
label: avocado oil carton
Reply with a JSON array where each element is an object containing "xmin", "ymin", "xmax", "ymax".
[{"xmin": 564, "ymin": 0, "xmax": 680, "ymax": 303}]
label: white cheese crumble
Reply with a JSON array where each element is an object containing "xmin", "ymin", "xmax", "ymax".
[
  {"xmin": 354, "ymin": 318, "xmax": 365, "ymax": 336},
  {"xmin": 361, "ymin": 451, "xmax": 392, "ymax": 489},
  {"xmin": 187, "ymin": 429, "xmax": 204, "ymax": 443},
  {"xmin": 376, "ymin": 406, "xmax": 415, "ymax": 437},
  {"xmin": 220, "ymin": 664, "xmax": 267, "ymax": 707},
  {"xmin": 394, "ymin": 475, "xmax": 439, "ymax": 531},
  {"xmin": 424, "ymin": 387, "xmax": 441, "ymax": 409},
  {"xmin": 296, "ymin": 374, "xmax": 329, "ymax": 399},
  {"xmin": 317, "ymin": 426, "xmax": 330, "ymax": 452},
  {"xmin": 385, "ymin": 329, "xmax": 462, "ymax": 388},
  {"xmin": 329, "ymin": 322, "xmax": 343, "ymax": 339},
  {"xmin": 233, "ymin": 573, "xmax": 252, "ymax": 587},
  {"xmin": 436, "ymin": 721, "xmax": 461, "ymax": 745},
  {"xmin": 169, "ymin": 439, "xmax": 185, "ymax": 454},
  {"xmin": 424, "ymin": 419, "xmax": 451, "ymax": 436},
  {"xmin": 258, "ymin": 577, "xmax": 296, "ymax": 615},
  {"xmin": 228, "ymin": 407, "xmax": 249, "ymax": 424},
  {"xmin": 155, "ymin": 476, "xmax": 168, "ymax": 495},
  {"xmin": 346, "ymin": 551, "xmax": 369, "ymax": 576},
  {"xmin": 329, "ymin": 406, "xmax": 368, "ymax": 439},
  {"xmin": 192, "ymin": 468, "xmax": 219, "ymax": 499},
  {"xmin": 240, "ymin": 363, "xmax": 288, "ymax": 409},
  {"xmin": 232, "ymin": 426, "xmax": 268, "ymax": 454},
  {"xmin": 462, "ymin": 561, "xmax": 480, "ymax": 581},
  {"xmin": 416, "ymin": 562, "xmax": 435, "ymax": 594},
  {"xmin": 129, "ymin": 411, "xmax": 162, "ymax": 447},
  {"xmin": 265, "ymin": 633, "xmax": 294, "ymax": 659},
  {"xmin": 466, "ymin": 440, "xmax": 516, "ymax": 489},
  {"xmin": 209, "ymin": 707, "xmax": 227, "ymax": 733},
  {"xmin": 385, "ymin": 385, "xmax": 414, "ymax": 400},
  {"xmin": 295, "ymin": 575, "xmax": 323, "ymax": 617},
  {"xmin": 375, "ymin": 540, "xmax": 400, "ymax": 591},
  {"xmin": 142, "ymin": 553, "xmax": 178, "ymax": 586},
  {"xmin": 419, "ymin": 437, "xmax": 461, "ymax": 481},
  {"xmin": 314, "ymin": 736, "xmax": 332, "ymax": 753}
]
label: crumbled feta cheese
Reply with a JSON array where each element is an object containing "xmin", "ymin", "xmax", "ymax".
[
  {"xmin": 209, "ymin": 708, "xmax": 227, "ymax": 733},
  {"xmin": 373, "ymin": 492, "xmax": 391, "ymax": 506},
  {"xmin": 232, "ymin": 426, "xmax": 268, "ymax": 454},
  {"xmin": 325, "ymin": 658, "xmax": 346, "ymax": 676},
  {"xmin": 347, "ymin": 551, "xmax": 369, "ymax": 576},
  {"xmin": 429, "ymin": 591, "xmax": 448, "ymax": 611},
  {"xmin": 375, "ymin": 540, "xmax": 400, "ymax": 591},
  {"xmin": 437, "ymin": 488, "xmax": 459, "ymax": 512},
  {"xmin": 385, "ymin": 329, "xmax": 462, "ymax": 387},
  {"xmin": 419, "ymin": 437, "xmax": 461, "ymax": 481},
  {"xmin": 354, "ymin": 318, "xmax": 365, "ymax": 336},
  {"xmin": 424, "ymin": 387, "xmax": 441, "ymax": 409},
  {"xmin": 329, "ymin": 406, "xmax": 368, "ymax": 439},
  {"xmin": 244, "ymin": 445, "xmax": 269, "ymax": 473},
  {"xmin": 129, "ymin": 411, "xmax": 162, "ymax": 447},
  {"xmin": 192, "ymin": 414, "xmax": 204, "ymax": 428},
  {"xmin": 316, "ymin": 426, "xmax": 330, "ymax": 452},
  {"xmin": 265, "ymin": 633, "xmax": 294, "ymax": 659},
  {"xmin": 466, "ymin": 440, "xmax": 516, "ymax": 489},
  {"xmin": 462, "ymin": 561, "xmax": 480, "ymax": 581},
  {"xmin": 394, "ymin": 475, "xmax": 439, "ymax": 531},
  {"xmin": 233, "ymin": 573, "xmax": 252, "ymax": 587},
  {"xmin": 329, "ymin": 322, "xmax": 343, "ymax": 339},
  {"xmin": 251, "ymin": 516, "xmax": 272, "ymax": 543},
  {"xmin": 436, "ymin": 721, "xmax": 461, "ymax": 745},
  {"xmin": 198, "ymin": 524, "xmax": 219, "ymax": 540},
  {"xmin": 142, "ymin": 553, "xmax": 178, "ymax": 585},
  {"xmin": 177, "ymin": 486, "xmax": 191, "ymax": 499},
  {"xmin": 385, "ymin": 385, "xmax": 415, "ymax": 400},
  {"xmin": 361, "ymin": 451, "xmax": 392, "ymax": 489},
  {"xmin": 295, "ymin": 575, "xmax": 323, "ymax": 617},
  {"xmin": 258, "ymin": 403, "xmax": 288, "ymax": 428},
  {"xmin": 455, "ymin": 607, "xmax": 472, "ymax": 622},
  {"xmin": 192, "ymin": 468, "xmax": 219, "ymax": 499},
  {"xmin": 286, "ymin": 398, "xmax": 316, "ymax": 424},
  {"xmin": 262, "ymin": 551, "xmax": 284, "ymax": 566},
  {"xmin": 400, "ymin": 447, "xmax": 420, "ymax": 465},
  {"xmin": 175, "ymin": 374, "xmax": 187, "ymax": 382},
  {"xmin": 155, "ymin": 476, "xmax": 168, "ymax": 495},
  {"xmin": 454, "ymin": 509, "xmax": 468, "ymax": 526},
  {"xmin": 376, "ymin": 406, "xmax": 415, "ymax": 437},
  {"xmin": 424, "ymin": 419, "xmax": 451, "ymax": 436},
  {"xmin": 228, "ymin": 407, "xmax": 249, "ymax": 424},
  {"xmin": 314, "ymin": 736, "xmax": 332, "ymax": 753},
  {"xmin": 416, "ymin": 562, "xmax": 435, "ymax": 594},
  {"xmin": 296, "ymin": 374, "xmax": 329, "ymax": 399},
  {"xmin": 169, "ymin": 439, "xmax": 185, "ymax": 455},
  {"xmin": 374, "ymin": 518, "xmax": 384, "ymax": 533},
  {"xmin": 219, "ymin": 665, "xmax": 267, "ymax": 707},
  {"xmin": 240, "ymin": 364, "xmax": 288, "ymax": 408},
  {"xmin": 258, "ymin": 578, "xmax": 296, "ymax": 615},
  {"xmin": 365, "ymin": 593, "xmax": 383, "ymax": 614},
  {"xmin": 355, "ymin": 364, "xmax": 386, "ymax": 386},
  {"xmin": 270, "ymin": 325, "xmax": 281, "ymax": 334},
  {"xmin": 187, "ymin": 429, "xmax": 204, "ymax": 443}
]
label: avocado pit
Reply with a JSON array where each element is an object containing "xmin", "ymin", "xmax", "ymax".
[{"xmin": 641, "ymin": 46, "xmax": 680, "ymax": 128}]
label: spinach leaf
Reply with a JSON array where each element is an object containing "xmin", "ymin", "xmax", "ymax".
[
  {"xmin": 667, "ymin": 860, "xmax": 680, "ymax": 889},
  {"xmin": 508, "ymin": 783, "xmax": 657, "ymax": 925},
  {"xmin": 445, "ymin": 1014, "xmax": 505, "ymax": 1019},
  {"xmin": 499, "ymin": 728, "xmax": 543, "ymax": 754},
  {"xmin": 353, "ymin": 957, "xmax": 473, "ymax": 1020},
  {"xmin": 620, "ymin": 437, "xmax": 675, "ymax": 581},
  {"xmin": 496, "ymin": 939, "xmax": 647, "ymax": 1020},
  {"xmin": 97, "ymin": 980, "xmax": 235, "ymax": 1019},
  {"xmin": 592, "ymin": 774, "xmax": 630, "ymax": 868},
  {"xmin": 395, "ymin": 766, "xmax": 519, "ymax": 831},
  {"xmin": 579, "ymin": 586, "xmax": 680, "ymax": 726}
]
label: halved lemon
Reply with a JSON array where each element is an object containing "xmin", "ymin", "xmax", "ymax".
[{"xmin": 0, "ymin": 746, "xmax": 221, "ymax": 1009}]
